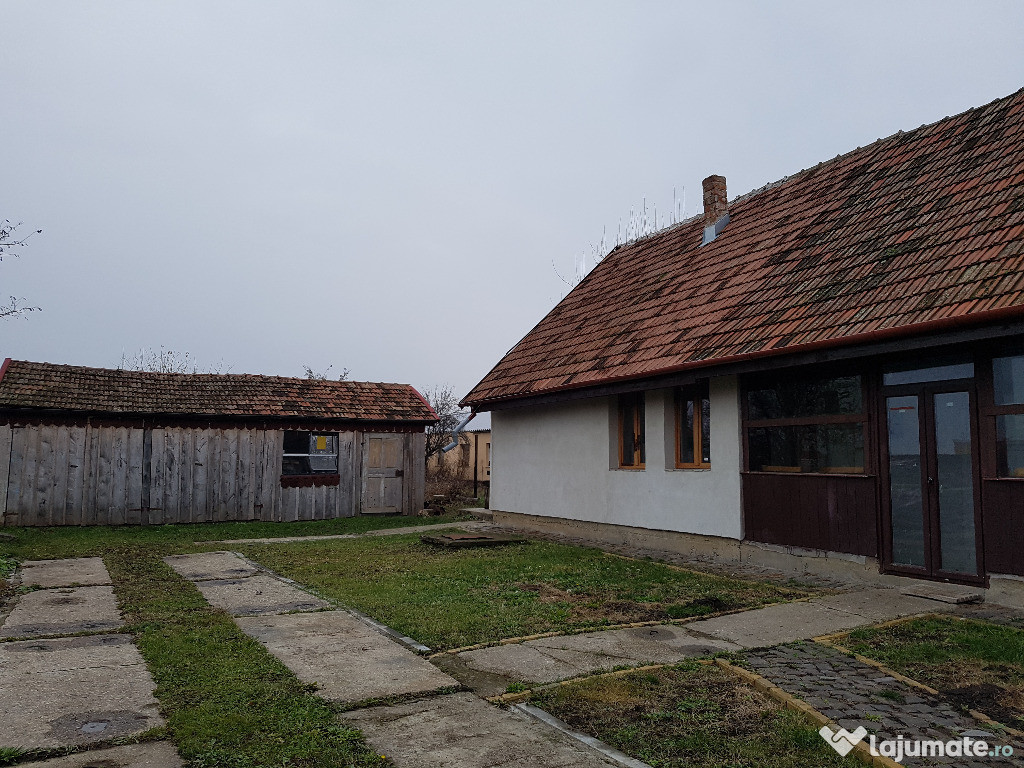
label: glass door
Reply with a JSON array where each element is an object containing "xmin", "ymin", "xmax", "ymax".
[{"xmin": 881, "ymin": 363, "xmax": 983, "ymax": 582}]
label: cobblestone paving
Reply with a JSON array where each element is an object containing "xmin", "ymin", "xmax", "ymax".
[{"xmin": 743, "ymin": 643, "xmax": 1023, "ymax": 766}]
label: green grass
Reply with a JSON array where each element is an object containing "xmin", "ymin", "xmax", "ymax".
[
  {"xmin": 0, "ymin": 516, "xmax": 465, "ymax": 768},
  {"xmin": 245, "ymin": 536, "xmax": 814, "ymax": 650},
  {"xmin": 0, "ymin": 513, "xmax": 470, "ymax": 562},
  {"xmin": 105, "ymin": 551, "xmax": 384, "ymax": 767},
  {"xmin": 844, "ymin": 616, "xmax": 1024, "ymax": 729},
  {"xmin": 530, "ymin": 662, "xmax": 851, "ymax": 767}
]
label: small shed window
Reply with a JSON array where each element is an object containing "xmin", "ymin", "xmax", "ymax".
[
  {"xmin": 618, "ymin": 393, "xmax": 646, "ymax": 468},
  {"xmin": 282, "ymin": 432, "xmax": 339, "ymax": 475},
  {"xmin": 676, "ymin": 383, "xmax": 711, "ymax": 468}
]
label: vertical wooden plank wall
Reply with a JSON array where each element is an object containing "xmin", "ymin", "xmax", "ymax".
[
  {"xmin": 0, "ymin": 422, "xmax": 425, "ymax": 526},
  {"xmin": 0, "ymin": 425, "xmax": 11, "ymax": 525}
]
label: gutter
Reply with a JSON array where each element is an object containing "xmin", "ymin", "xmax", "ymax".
[{"xmin": 441, "ymin": 411, "xmax": 475, "ymax": 453}]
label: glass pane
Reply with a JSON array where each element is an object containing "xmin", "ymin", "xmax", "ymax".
[
  {"xmin": 748, "ymin": 426, "xmax": 798, "ymax": 472},
  {"xmin": 679, "ymin": 399, "xmax": 695, "ymax": 464},
  {"xmin": 620, "ymin": 398, "xmax": 636, "ymax": 466},
  {"xmin": 934, "ymin": 392, "xmax": 978, "ymax": 575},
  {"xmin": 996, "ymin": 414, "xmax": 1024, "ymax": 477},
  {"xmin": 993, "ymin": 355, "xmax": 1024, "ymax": 405},
  {"xmin": 283, "ymin": 431, "xmax": 309, "ymax": 453},
  {"xmin": 747, "ymin": 375, "xmax": 862, "ymax": 419},
  {"xmin": 882, "ymin": 362, "xmax": 974, "ymax": 386},
  {"xmin": 700, "ymin": 397, "xmax": 711, "ymax": 464},
  {"xmin": 748, "ymin": 424, "xmax": 863, "ymax": 473},
  {"xmin": 886, "ymin": 396, "xmax": 926, "ymax": 568},
  {"xmin": 282, "ymin": 456, "xmax": 311, "ymax": 475}
]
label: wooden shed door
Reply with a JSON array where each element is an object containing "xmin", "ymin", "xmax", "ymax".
[{"xmin": 361, "ymin": 435, "xmax": 404, "ymax": 514}]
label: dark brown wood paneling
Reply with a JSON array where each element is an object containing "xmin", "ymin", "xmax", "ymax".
[
  {"xmin": 981, "ymin": 479, "xmax": 1024, "ymax": 576},
  {"xmin": 742, "ymin": 473, "xmax": 879, "ymax": 557}
]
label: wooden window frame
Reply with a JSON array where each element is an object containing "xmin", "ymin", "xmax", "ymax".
[
  {"xmin": 675, "ymin": 384, "xmax": 711, "ymax": 469},
  {"xmin": 617, "ymin": 393, "xmax": 646, "ymax": 469}
]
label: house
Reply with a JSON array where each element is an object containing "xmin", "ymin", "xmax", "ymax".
[
  {"xmin": 0, "ymin": 360, "xmax": 436, "ymax": 526},
  {"xmin": 463, "ymin": 88, "xmax": 1024, "ymax": 602}
]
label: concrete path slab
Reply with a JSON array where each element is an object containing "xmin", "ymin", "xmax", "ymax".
[
  {"xmin": 812, "ymin": 588, "xmax": 946, "ymax": 622},
  {"xmin": 460, "ymin": 625, "xmax": 739, "ymax": 686},
  {"xmin": 236, "ymin": 612, "xmax": 457, "ymax": 703},
  {"xmin": 18, "ymin": 742, "xmax": 184, "ymax": 767},
  {"xmin": 214, "ymin": 520, "xmax": 489, "ymax": 545},
  {"xmin": 341, "ymin": 692, "xmax": 621, "ymax": 767},
  {"xmin": 19, "ymin": 558, "xmax": 111, "ymax": 588},
  {"xmin": 163, "ymin": 551, "xmax": 259, "ymax": 581},
  {"xmin": 686, "ymin": 601, "xmax": 871, "ymax": 648},
  {"xmin": 0, "ymin": 634, "xmax": 164, "ymax": 750},
  {"xmin": 452, "ymin": 588, "xmax": 939, "ymax": 687},
  {"xmin": 196, "ymin": 573, "xmax": 329, "ymax": 616},
  {"xmin": 0, "ymin": 585, "xmax": 122, "ymax": 639}
]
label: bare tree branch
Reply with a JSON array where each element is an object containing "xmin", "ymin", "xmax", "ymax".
[
  {"xmin": 302, "ymin": 364, "xmax": 350, "ymax": 381},
  {"xmin": 422, "ymin": 384, "xmax": 470, "ymax": 459},
  {"xmin": 0, "ymin": 219, "xmax": 42, "ymax": 319}
]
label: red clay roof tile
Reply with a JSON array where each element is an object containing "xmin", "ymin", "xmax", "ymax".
[{"xmin": 0, "ymin": 360, "xmax": 436, "ymax": 423}]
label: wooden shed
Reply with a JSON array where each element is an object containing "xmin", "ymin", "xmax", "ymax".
[{"xmin": 0, "ymin": 359, "xmax": 437, "ymax": 526}]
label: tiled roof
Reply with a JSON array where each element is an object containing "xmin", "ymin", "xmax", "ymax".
[
  {"xmin": 465, "ymin": 88, "xmax": 1024, "ymax": 407},
  {"xmin": 0, "ymin": 360, "xmax": 437, "ymax": 422}
]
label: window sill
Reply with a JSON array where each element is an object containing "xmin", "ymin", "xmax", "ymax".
[
  {"xmin": 280, "ymin": 474, "xmax": 341, "ymax": 488},
  {"xmin": 611, "ymin": 466, "xmax": 646, "ymax": 471},
  {"xmin": 666, "ymin": 466, "xmax": 712, "ymax": 472}
]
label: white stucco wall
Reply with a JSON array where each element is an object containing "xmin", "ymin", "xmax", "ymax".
[{"xmin": 490, "ymin": 375, "xmax": 743, "ymax": 539}]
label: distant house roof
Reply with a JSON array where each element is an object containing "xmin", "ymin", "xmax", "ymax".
[
  {"xmin": 0, "ymin": 359, "xmax": 437, "ymax": 423},
  {"xmin": 464, "ymin": 88, "xmax": 1024, "ymax": 408}
]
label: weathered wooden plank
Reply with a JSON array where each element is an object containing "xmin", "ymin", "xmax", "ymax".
[
  {"xmin": 50, "ymin": 425, "xmax": 71, "ymax": 526},
  {"xmin": 65, "ymin": 427, "xmax": 87, "ymax": 526},
  {"xmin": 146, "ymin": 428, "xmax": 163, "ymax": 525},
  {"xmin": 0, "ymin": 425, "xmax": 14, "ymax": 526},
  {"xmin": 111, "ymin": 427, "xmax": 131, "ymax": 526},
  {"xmin": 192, "ymin": 431, "xmax": 209, "ymax": 524},
  {"xmin": 351, "ymin": 431, "xmax": 363, "ymax": 516},
  {"xmin": 126, "ymin": 428, "xmax": 145, "ymax": 526},
  {"xmin": 170, "ymin": 428, "xmax": 187, "ymax": 524},
  {"xmin": 81, "ymin": 424, "xmax": 97, "ymax": 526},
  {"xmin": 224, "ymin": 429, "xmax": 240, "ymax": 520},
  {"xmin": 32, "ymin": 424, "xmax": 56, "ymax": 526},
  {"xmin": 23, "ymin": 425, "xmax": 42, "ymax": 525},
  {"xmin": 239, "ymin": 428, "xmax": 255, "ymax": 520},
  {"xmin": 6, "ymin": 427, "xmax": 27, "ymax": 526},
  {"xmin": 270, "ymin": 431, "xmax": 284, "ymax": 522}
]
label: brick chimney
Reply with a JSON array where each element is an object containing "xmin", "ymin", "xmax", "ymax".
[
  {"xmin": 702, "ymin": 175, "xmax": 727, "ymax": 224},
  {"xmin": 701, "ymin": 174, "xmax": 729, "ymax": 245}
]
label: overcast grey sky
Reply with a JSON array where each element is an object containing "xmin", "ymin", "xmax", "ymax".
[{"xmin": 3, "ymin": 1, "xmax": 1024, "ymax": 408}]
